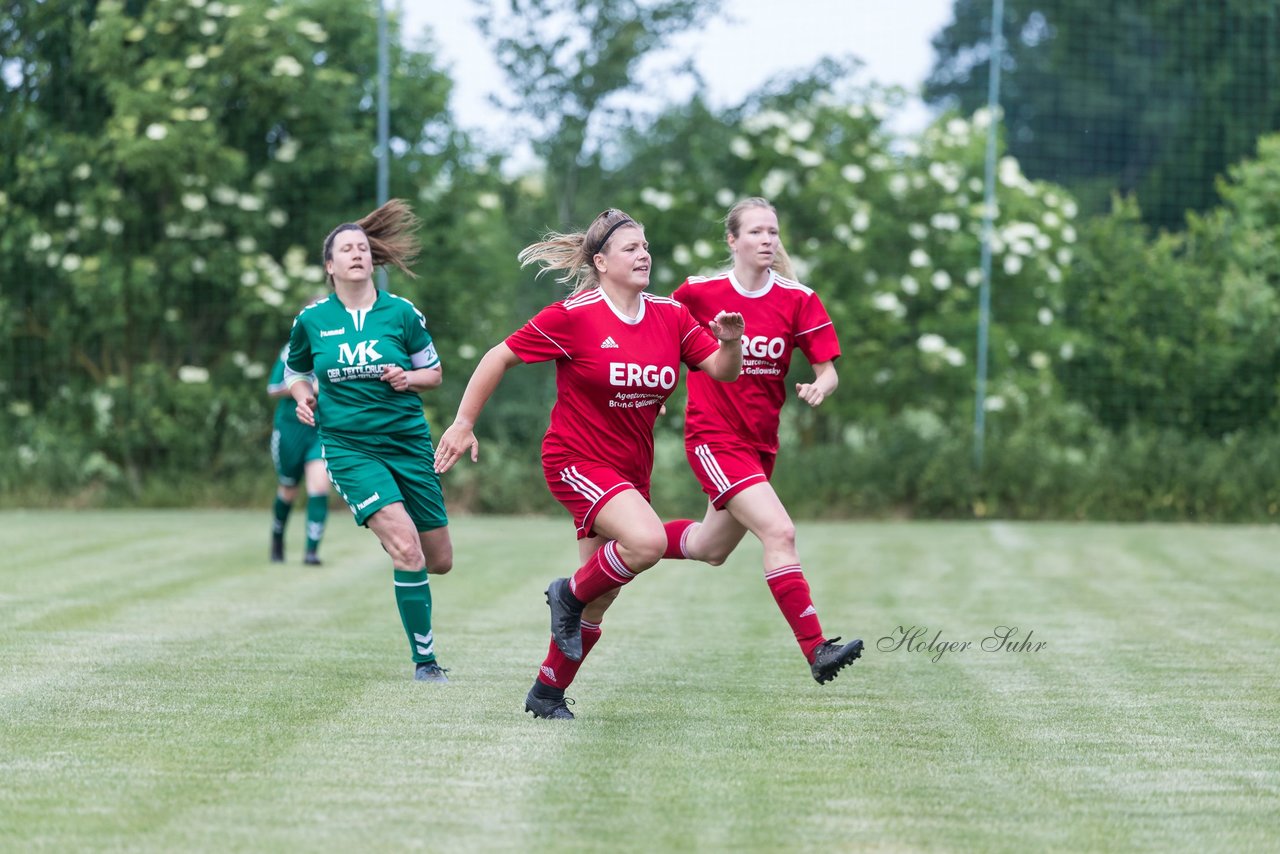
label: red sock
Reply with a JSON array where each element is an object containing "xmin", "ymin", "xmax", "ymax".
[
  {"xmin": 662, "ymin": 520, "xmax": 696, "ymax": 559},
  {"xmin": 765, "ymin": 564, "xmax": 825, "ymax": 661},
  {"xmin": 537, "ymin": 620, "xmax": 603, "ymax": 689},
  {"xmin": 568, "ymin": 541, "xmax": 636, "ymax": 603}
]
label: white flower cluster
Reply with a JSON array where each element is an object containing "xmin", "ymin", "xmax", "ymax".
[
  {"xmin": 231, "ymin": 351, "xmax": 266, "ymax": 379},
  {"xmin": 238, "ymin": 252, "xmax": 300, "ymax": 308},
  {"xmin": 178, "ymin": 365, "xmax": 210, "ymax": 384},
  {"xmin": 272, "ymin": 56, "xmax": 304, "ymax": 78},
  {"xmin": 639, "ymin": 187, "xmax": 675, "ymax": 211},
  {"xmin": 916, "ymin": 333, "xmax": 966, "ymax": 367},
  {"xmin": 296, "ymin": 20, "xmax": 327, "ymax": 42},
  {"xmin": 283, "ymin": 245, "xmax": 325, "ymax": 284}
]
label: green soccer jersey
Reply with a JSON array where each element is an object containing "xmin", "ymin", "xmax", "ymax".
[
  {"xmin": 268, "ymin": 344, "xmax": 305, "ymax": 430},
  {"xmin": 286, "ymin": 291, "xmax": 440, "ymax": 440}
]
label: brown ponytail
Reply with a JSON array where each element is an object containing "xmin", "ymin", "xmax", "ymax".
[{"xmin": 322, "ymin": 198, "xmax": 421, "ymax": 284}]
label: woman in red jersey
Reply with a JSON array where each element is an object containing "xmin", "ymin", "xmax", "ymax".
[
  {"xmin": 665, "ymin": 197, "xmax": 863, "ymax": 685},
  {"xmin": 433, "ymin": 208, "xmax": 744, "ymax": 719}
]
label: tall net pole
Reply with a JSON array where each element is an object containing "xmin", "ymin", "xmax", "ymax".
[
  {"xmin": 973, "ymin": 0, "xmax": 1005, "ymax": 470},
  {"xmin": 376, "ymin": 0, "xmax": 390, "ymax": 290}
]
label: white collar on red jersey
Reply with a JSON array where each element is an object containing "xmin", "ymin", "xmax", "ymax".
[
  {"xmin": 599, "ymin": 288, "xmax": 647, "ymax": 324},
  {"xmin": 728, "ymin": 268, "xmax": 775, "ymax": 298}
]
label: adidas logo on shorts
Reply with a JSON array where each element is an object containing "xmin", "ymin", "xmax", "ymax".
[{"xmin": 600, "ymin": 336, "xmax": 619, "ymax": 349}]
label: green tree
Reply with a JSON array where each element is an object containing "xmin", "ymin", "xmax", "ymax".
[
  {"xmin": 608, "ymin": 73, "xmax": 1076, "ymax": 441},
  {"xmin": 0, "ymin": 0, "xmax": 460, "ymax": 497},
  {"xmin": 472, "ymin": 0, "xmax": 724, "ymax": 225},
  {"xmin": 925, "ymin": 0, "xmax": 1280, "ymax": 230},
  {"xmin": 1060, "ymin": 135, "xmax": 1280, "ymax": 438}
]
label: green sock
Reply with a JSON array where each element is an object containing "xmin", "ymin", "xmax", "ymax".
[
  {"xmin": 304, "ymin": 495, "xmax": 328, "ymax": 554},
  {"xmin": 271, "ymin": 496, "xmax": 291, "ymax": 536},
  {"xmin": 393, "ymin": 569, "xmax": 434, "ymax": 663}
]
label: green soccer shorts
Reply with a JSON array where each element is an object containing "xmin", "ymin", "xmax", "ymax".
[
  {"xmin": 321, "ymin": 433, "xmax": 448, "ymax": 531},
  {"xmin": 272, "ymin": 421, "xmax": 324, "ymax": 487}
]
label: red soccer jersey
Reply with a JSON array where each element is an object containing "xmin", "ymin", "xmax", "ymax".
[
  {"xmin": 673, "ymin": 270, "xmax": 841, "ymax": 453},
  {"xmin": 505, "ymin": 288, "xmax": 720, "ymax": 485}
]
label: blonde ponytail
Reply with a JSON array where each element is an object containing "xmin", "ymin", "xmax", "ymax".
[
  {"xmin": 518, "ymin": 208, "xmax": 643, "ymax": 296},
  {"xmin": 724, "ymin": 196, "xmax": 795, "ymax": 279}
]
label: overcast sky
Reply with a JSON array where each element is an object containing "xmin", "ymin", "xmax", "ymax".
[{"xmin": 400, "ymin": 0, "xmax": 957, "ymax": 142}]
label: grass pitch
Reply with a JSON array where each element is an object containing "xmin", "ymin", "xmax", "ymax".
[{"xmin": 1, "ymin": 511, "xmax": 1277, "ymax": 852}]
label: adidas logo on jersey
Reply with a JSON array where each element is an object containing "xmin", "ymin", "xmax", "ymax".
[{"xmin": 600, "ymin": 336, "xmax": 619, "ymax": 349}]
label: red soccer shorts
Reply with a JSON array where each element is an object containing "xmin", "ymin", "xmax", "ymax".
[
  {"xmin": 685, "ymin": 439, "xmax": 776, "ymax": 509},
  {"xmin": 544, "ymin": 457, "xmax": 650, "ymax": 540}
]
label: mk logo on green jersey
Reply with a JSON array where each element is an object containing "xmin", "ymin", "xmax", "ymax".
[{"xmin": 337, "ymin": 340, "xmax": 383, "ymax": 366}]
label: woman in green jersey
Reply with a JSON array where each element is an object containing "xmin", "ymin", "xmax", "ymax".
[
  {"xmin": 285, "ymin": 200, "xmax": 452, "ymax": 684},
  {"xmin": 266, "ymin": 337, "xmax": 329, "ymax": 566}
]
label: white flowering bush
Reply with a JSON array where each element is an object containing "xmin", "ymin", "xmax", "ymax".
[
  {"xmin": 608, "ymin": 80, "xmax": 1280, "ymax": 519},
  {"xmin": 618, "ymin": 81, "xmax": 1076, "ymax": 434},
  {"xmin": 0, "ymin": 0, "xmax": 457, "ymax": 497}
]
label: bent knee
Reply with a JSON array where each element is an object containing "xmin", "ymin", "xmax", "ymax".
[
  {"xmin": 700, "ymin": 550, "xmax": 731, "ymax": 567},
  {"xmin": 621, "ymin": 530, "xmax": 666, "ymax": 570},
  {"xmin": 758, "ymin": 520, "xmax": 797, "ymax": 551},
  {"xmin": 428, "ymin": 558, "xmax": 453, "ymax": 575},
  {"xmin": 383, "ymin": 536, "xmax": 425, "ymax": 570},
  {"xmin": 691, "ymin": 528, "xmax": 737, "ymax": 565}
]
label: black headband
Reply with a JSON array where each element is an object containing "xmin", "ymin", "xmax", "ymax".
[
  {"xmin": 324, "ymin": 223, "xmax": 361, "ymax": 261},
  {"xmin": 590, "ymin": 218, "xmax": 636, "ymax": 258}
]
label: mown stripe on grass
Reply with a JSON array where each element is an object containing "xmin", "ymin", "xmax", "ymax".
[{"xmin": 2, "ymin": 514, "xmax": 1277, "ymax": 852}]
